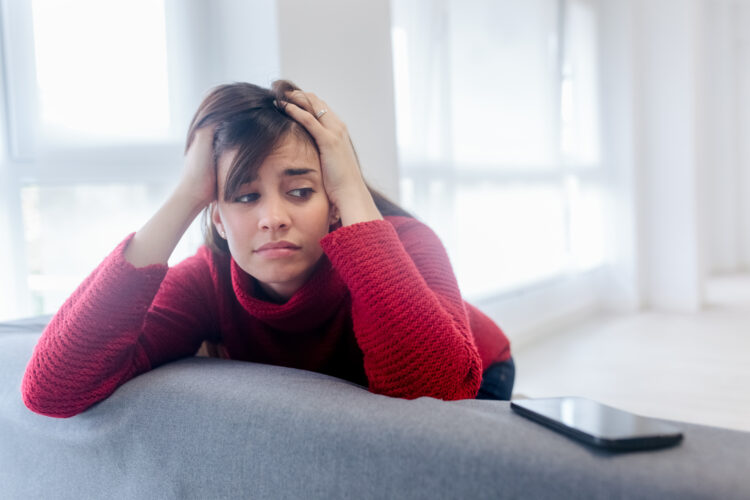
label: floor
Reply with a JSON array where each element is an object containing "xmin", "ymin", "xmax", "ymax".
[{"xmin": 512, "ymin": 274, "xmax": 750, "ymax": 433}]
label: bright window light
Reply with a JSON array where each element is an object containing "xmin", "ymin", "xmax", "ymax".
[
  {"xmin": 21, "ymin": 183, "xmax": 203, "ymax": 315},
  {"xmin": 452, "ymin": 183, "xmax": 567, "ymax": 296},
  {"xmin": 448, "ymin": 0, "xmax": 559, "ymax": 169},
  {"xmin": 391, "ymin": 0, "xmax": 605, "ymax": 299},
  {"xmin": 31, "ymin": 0, "xmax": 171, "ymax": 145}
]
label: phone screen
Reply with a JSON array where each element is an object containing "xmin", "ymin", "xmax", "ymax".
[{"xmin": 511, "ymin": 397, "xmax": 683, "ymax": 450}]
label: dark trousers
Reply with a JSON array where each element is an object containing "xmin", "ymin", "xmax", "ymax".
[{"xmin": 476, "ymin": 357, "xmax": 515, "ymax": 400}]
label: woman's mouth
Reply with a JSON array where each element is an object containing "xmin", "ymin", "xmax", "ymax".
[
  {"xmin": 254, "ymin": 241, "xmax": 301, "ymax": 258},
  {"xmin": 255, "ymin": 247, "xmax": 300, "ymax": 258}
]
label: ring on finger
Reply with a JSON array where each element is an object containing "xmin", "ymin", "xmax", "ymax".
[{"xmin": 315, "ymin": 109, "xmax": 328, "ymax": 119}]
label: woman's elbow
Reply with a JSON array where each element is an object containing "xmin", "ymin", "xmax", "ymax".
[
  {"xmin": 385, "ymin": 357, "xmax": 482, "ymax": 401},
  {"xmin": 442, "ymin": 344, "xmax": 483, "ymax": 400},
  {"xmin": 441, "ymin": 364, "xmax": 482, "ymax": 401},
  {"xmin": 21, "ymin": 374, "xmax": 87, "ymax": 418}
]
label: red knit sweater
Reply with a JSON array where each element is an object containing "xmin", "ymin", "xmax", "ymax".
[{"xmin": 22, "ymin": 216, "xmax": 510, "ymax": 418}]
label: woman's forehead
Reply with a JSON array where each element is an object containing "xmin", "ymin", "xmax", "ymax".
[
  {"xmin": 263, "ymin": 141, "xmax": 320, "ymax": 173},
  {"xmin": 266, "ymin": 136, "xmax": 320, "ymax": 168},
  {"xmin": 217, "ymin": 136, "xmax": 320, "ymax": 185}
]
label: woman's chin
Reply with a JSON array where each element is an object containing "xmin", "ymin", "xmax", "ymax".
[
  {"xmin": 250, "ymin": 267, "xmax": 307, "ymax": 290},
  {"xmin": 243, "ymin": 253, "xmax": 323, "ymax": 287}
]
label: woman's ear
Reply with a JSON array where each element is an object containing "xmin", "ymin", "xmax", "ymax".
[
  {"xmin": 327, "ymin": 204, "xmax": 341, "ymax": 231},
  {"xmin": 328, "ymin": 205, "xmax": 340, "ymax": 225},
  {"xmin": 210, "ymin": 203, "xmax": 227, "ymax": 239}
]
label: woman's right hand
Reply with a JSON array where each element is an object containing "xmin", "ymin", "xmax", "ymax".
[{"xmin": 178, "ymin": 126, "xmax": 217, "ymax": 208}]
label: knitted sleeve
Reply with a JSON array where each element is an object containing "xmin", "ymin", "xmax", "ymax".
[
  {"xmin": 21, "ymin": 234, "xmax": 216, "ymax": 418},
  {"xmin": 319, "ymin": 216, "xmax": 483, "ymax": 400},
  {"xmin": 465, "ymin": 302, "xmax": 512, "ymax": 370}
]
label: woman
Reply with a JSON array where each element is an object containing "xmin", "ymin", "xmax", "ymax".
[{"xmin": 22, "ymin": 80, "xmax": 514, "ymax": 418}]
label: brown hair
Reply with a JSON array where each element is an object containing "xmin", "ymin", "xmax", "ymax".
[{"xmin": 185, "ymin": 80, "xmax": 413, "ymax": 254}]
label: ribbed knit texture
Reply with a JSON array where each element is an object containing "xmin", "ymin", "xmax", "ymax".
[{"xmin": 21, "ymin": 216, "xmax": 510, "ymax": 418}]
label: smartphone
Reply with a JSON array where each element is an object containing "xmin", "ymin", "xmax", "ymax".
[{"xmin": 510, "ymin": 397, "xmax": 683, "ymax": 451}]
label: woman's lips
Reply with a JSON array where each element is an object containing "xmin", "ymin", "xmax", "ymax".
[
  {"xmin": 254, "ymin": 241, "xmax": 301, "ymax": 258},
  {"xmin": 255, "ymin": 241, "xmax": 300, "ymax": 251},
  {"xmin": 255, "ymin": 247, "xmax": 300, "ymax": 258}
]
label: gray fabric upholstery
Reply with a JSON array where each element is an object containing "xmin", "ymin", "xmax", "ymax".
[{"xmin": 2, "ymin": 319, "xmax": 749, "ymax": 499}]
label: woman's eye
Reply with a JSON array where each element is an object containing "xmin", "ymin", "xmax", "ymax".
[
  {"xmin": 235, "ymin": 193, "xmax": 259, "ymax": 203},
  {"xmin": 289, "ymin": 188, "xmax": 314, "ymax": 199}
]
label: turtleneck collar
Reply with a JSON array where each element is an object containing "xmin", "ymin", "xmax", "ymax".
[{"xmin": 230, "ymin": 254, "xmax": 349, "ymax": 331}]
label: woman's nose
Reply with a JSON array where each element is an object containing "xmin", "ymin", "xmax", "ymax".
[{"xmin": 257, "ymin": 197, "xmax": 291, "ymax": 231}]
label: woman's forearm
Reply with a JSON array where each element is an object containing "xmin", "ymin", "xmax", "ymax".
[
  {"xmin": 123, "ymin": 184, "xmax": 207, "ymax": 268},
  {"xmin": 336, "ymin": 183, "xmax": 384, "ymax": 227}
]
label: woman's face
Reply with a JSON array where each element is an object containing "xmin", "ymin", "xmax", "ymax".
[{"xmin": 212, "ymin": 134, "xmax": 338, "ymax": 302}]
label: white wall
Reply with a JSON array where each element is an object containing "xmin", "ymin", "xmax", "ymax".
[
  {"xmin": 275, "ymin": 0, "xmax": 400, "ymax": 200},
  {"xmin": 703, "ymin": 0, "xmax": 743, "ymax": 274},
  {"xmin": 635, "ymin": 0, "xmax": 706, "ymax": 311},
  {"xmin": 691, "ymin": 0, "xmax": 750, "ymax": 275},
  {"xmin": 741, "ymin": 2, "xmax": 750, "ymax": 269},
  {"xmin": 597, "ymin": 0, "xmax": 640, "ymax": 312}
]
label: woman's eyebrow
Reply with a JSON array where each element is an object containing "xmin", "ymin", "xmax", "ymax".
[{"xmin": 281, "ymin": 168, "xmax": 319, "ymax": 177}]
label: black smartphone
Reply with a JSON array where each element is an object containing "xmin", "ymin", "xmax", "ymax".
[{"xmin": 510, "ymin": 397, "xmax": 683, "ymax": 451}]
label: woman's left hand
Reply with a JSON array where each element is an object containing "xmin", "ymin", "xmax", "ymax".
[{"xmin": 280, "ymin": 90, "xmax": 381, "ymax": 223}]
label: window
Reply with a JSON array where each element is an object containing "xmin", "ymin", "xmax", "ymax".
[
  {"xmin": 19, "ymin": 183, "xmax": 209, "ymax": 314},
  {"xmin": 391, "ymin": 0, "xmax": 604, "ymax": 300},
  {"xmin": 31, "ymin": 0, "xmax": 172, "ymax": 146},
  {"xmin": 1, "ymin": 1, "xmax": 193, "ymax": 318}
]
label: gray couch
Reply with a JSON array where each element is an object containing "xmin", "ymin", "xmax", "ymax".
[{"xmin": 2, "ymin": 317, "xmax": 749, "ymax": 499}]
